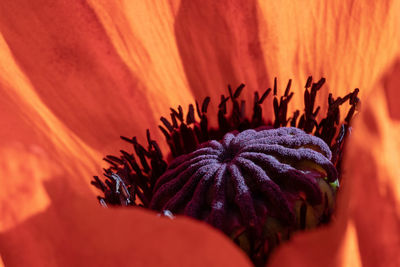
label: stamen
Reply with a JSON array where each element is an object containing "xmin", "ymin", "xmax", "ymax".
[{"xmin": 92, "ymin": 77, "xmax": 360, "ymax": 266}]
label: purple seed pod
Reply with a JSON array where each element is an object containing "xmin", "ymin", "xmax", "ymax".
[{"xmin": 150, "ymin": 127, "xmax": 337, "ymax": 235}]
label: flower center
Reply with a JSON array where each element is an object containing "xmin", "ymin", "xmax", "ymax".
[{"xmin": 92, "ymin": 77, "xmax": 360, "ymax": 266}]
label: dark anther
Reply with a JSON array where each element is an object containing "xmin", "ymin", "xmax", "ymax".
[
  {"xmin": 186, "ymin": 104, "xmax": 195, "ymax": 124},
  {"xmin": 170, "ymin": 111, "xmax": 179, "ymax": 128},
  {"xmin": 260, "ymin": 88, "xmax": 271, "ymax": 103},
  {"xmin": 234, "ymin": 83, "xmax": 245, "ymax": 98},
  {"xmin": 160, "ymin": 117, "xmax": 173, "ymax": 132}
]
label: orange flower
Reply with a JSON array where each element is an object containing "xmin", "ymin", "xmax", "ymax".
[{"xmin": 0, "ymin": 1, "xmax": 399, "ymax": 266}]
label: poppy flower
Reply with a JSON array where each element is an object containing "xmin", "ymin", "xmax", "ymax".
[{"xmin": 0, "ymin": 1, "xmax": 399, "ymax": 267}]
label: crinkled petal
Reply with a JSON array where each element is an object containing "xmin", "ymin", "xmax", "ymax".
[{"xmin": 174, "ymin": 1, "xmax": 400, "ymax": 115}]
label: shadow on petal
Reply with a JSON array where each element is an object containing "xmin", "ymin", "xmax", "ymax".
[
  {"xmin": 0, "ymin": 0, "xmax": 161, "ymax": 153},
  {"xmin": 382, "ymin": 59, "xmax": 400, "ymax": 120},
  {"xmin": 174, "ymin": 0, "xmax": 270, "ymax": 120}
]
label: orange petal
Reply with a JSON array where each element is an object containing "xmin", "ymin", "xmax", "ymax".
[
  {"xmin": 0, "ymin": 179, "xmax": 252, "ymax": 267},
  {"xmin": 0, "ymin": 30, "xmax": 101, "ymax": 201},
  {"xmin": 0, "ymin": 0, "xmax": 194, "ymax": 155},
  {"xmin": 268, "ymin": 58, "xmax": 400, "ymax": 267},
  {"xmin": 346, "ymin": 59, "xmax": 400, "ymax": 267}
]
